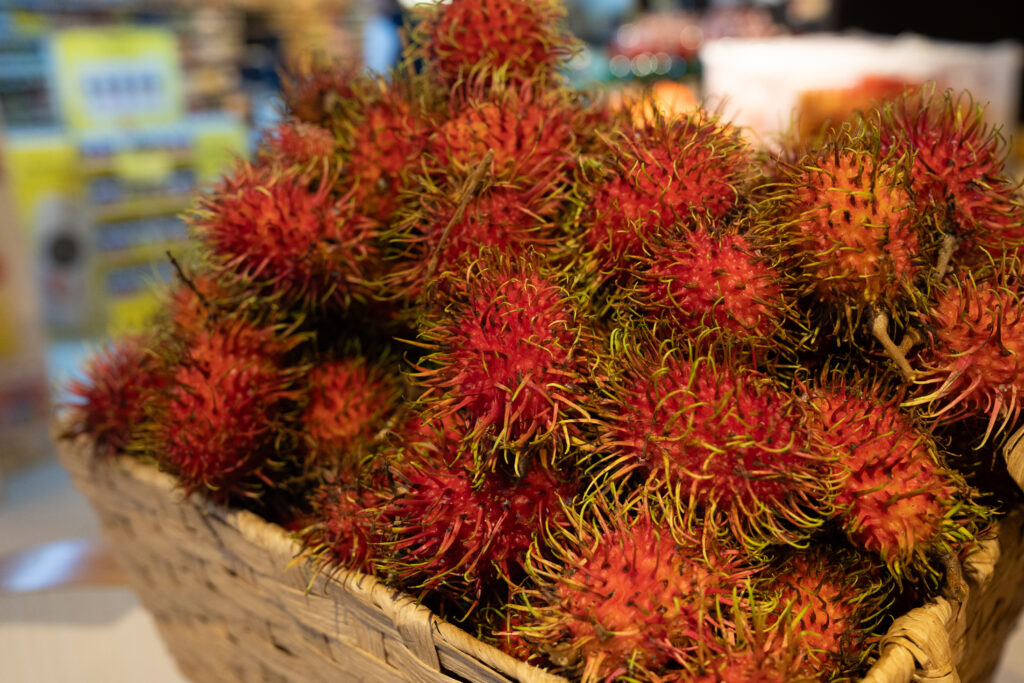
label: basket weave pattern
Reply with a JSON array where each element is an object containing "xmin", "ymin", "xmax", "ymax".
[{"xmin": 56, "ymin": 429, "xmax": 1024, "ymax": 683}]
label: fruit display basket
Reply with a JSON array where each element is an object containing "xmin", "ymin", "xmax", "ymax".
[{"xmin": 55, "ymin": 421, "xmax": 1024, "ymax": 683}]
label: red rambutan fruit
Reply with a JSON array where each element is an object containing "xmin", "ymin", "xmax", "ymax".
[
  {"xmin": 764, "ymin": 548, "xmax": 891, "ymax": 678},
  {"xmin": 519, "ymin": 494, "xmax": 752, "ymax": 683},
  {"xmin": 64, "ymin": 335, "xmax": 168, "ymax": 456},
  {"xmin": 428, "ymin": 83, "xmax": 577, "ymax": 191},
  {"xmin": 630, "ymin": 223, "xmax": 789, "ymax": 352},
  {"xmin": 280, "ymin": 60, "xmax": 363, "ymax": 128},
  {"xmin": 581, "ymin": 111, "xmax": 751, "ymax": 277},
  {"xmin": 346, "ymin": 87, "xmax": 433, "ymax": 220},
  {"xmin": 876, "ymin": 87, "xmax": 1024, "ymax": 260},
  {"xmin": 413, "ymin": 0, "xmax": 575, "ymax": 88},
  {"xmin": 191, "ymin": 161, "xmax": 380, "ymax": 309},
  {"xmin": 388, "ymin": 184, "xmax": 563, "ymax": 300},
  {"xmin": 380, "ymin": 446, "xmax": 577, "ymax": 612},
  {"xmin": 153, "ymin": 321, "xmax": 298, "ymax": 499},
  {"xmin": 302, "ymin": 465, "xmax": 390, "ymax": 573},
  {"xmin": 303, "ymin": 357, "xmax": 401, "ymax": 462},
  {"xmin": 411, "ymin": 251, "xmax": 593, "ymax": 462},
  {"xmin": 908, "ymin": 267, "xmax": 1024, "ymax": 443},
  {"xmin": 809, "ymin": 377, "xmax": 984, "ymax": 578},
  {"xmin": 260, "ymin": 120, "xmax": 338, "ymax": 169},
  {"xmin": 599, "ymin": 341, "xmax": 832, "ymax": 550},
  {"xmin": 756, "ymin": 130, "xmax": 922, "ymax": 339}
]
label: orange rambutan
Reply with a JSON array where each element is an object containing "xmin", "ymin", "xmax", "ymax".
[
  {"xmin": 809, "ymin": 377, "xmax": 985, "ymax": 578},
  {"xmin": 909, "ymin": 267, "xmax": 1024, "ymax": 443},
  {"xmin": 519, "ymin": 494, "xmax": 752, "ymax": 683},
  {"xmin": 755, "ymin": 128, "xmax": 924, "ymax": 342}
]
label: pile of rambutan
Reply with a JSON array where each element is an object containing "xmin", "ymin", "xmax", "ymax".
[{"xmin": 63, "ymin": 1, "xmax": 1024, "ymax": 681}]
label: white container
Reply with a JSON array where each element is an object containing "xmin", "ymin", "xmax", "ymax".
[{"xmin": 700, "ymin": 33, "xmax": 1023, "ymax": 144}]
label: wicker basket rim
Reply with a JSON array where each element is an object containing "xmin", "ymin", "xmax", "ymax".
[{"xmin": 58, "ymin": 420, "xmax": 1003, "ymax": 683}]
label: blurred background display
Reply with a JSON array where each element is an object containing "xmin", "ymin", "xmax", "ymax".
[{"xmin": 0, "ymin": 0, "xmax": 1022, "ymax": 679}]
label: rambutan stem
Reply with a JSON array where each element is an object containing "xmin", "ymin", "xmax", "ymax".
[
  {"xmin": 167, "ymin": 250, "xmax": 212, "ymax": 316},
  {"xmin": 426, "ymin": 150, "xmax": 494, "ymax": 280},
  {"xmin": 937, "ymin": 547, "xmax": 967, "ymax": 602},
  {"xmin": 871, "ymin": 310, "xmax": 916, "ymax": 381},
  {"xmin": 932, "ymin": 233, "xmax": 958, "ymax": 285}
]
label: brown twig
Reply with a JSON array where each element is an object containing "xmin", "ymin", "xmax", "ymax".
[
  {"xmin": 938, "ymin": 547, "xmax": 968, "ymax": 603},
  {"xmin": 871, "ymin": 310, "xmax": 916, "ymax": 381},
  {"xmin": 932, "ymin": 233, "xmax": 958, "ymax": 285},
  {"xmin": 426, "ymin": 150, "xmax": 494, "ymax": 280}
]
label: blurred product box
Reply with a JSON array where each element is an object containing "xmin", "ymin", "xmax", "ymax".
[
  {"xmin": 0, "ymin": 127, "xmax": 52, "ymax": 475},
  {"xmin": 700, "ymin": 33, "xmax": 1023, "ymax": 144}
]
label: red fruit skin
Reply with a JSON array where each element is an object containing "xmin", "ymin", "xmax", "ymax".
[
  {"xmin": 878, "ymin": 88, "xmax": 1024, "ymax": 258},
  {"xmin": 157, "ymin": 324, "xmax": 296, "ymax": 499},
  {"xmin": 788, "ymin": 148, "xmax": 920, "ymax": 308},
  {"xmin": 769, "ymin": 552, "xmax": 876, "ymax": 677},
  {"xmin": 810, "ymin": 384, "xmax": 957, "ymax": 571},
  {"xmin": 65, "ymin": 336, "xmax": 167, "ymax": 455},
  {"xmin": 261, "ymin": 120, "xmax": 337, "ymax": 168},
  {"xmin": 523, "ymin": 507, "xmax": 750, "ymax": 683},
  {"xmin": 607, "ymin": 352, "xmax": 829, "ymax": 549},
  {"xmin": 303, "ymin": 358, "xmax": 399, "ymax": 460},
  {"xmin": 281, "ymin": 62, "xmax": 362, "ymax": 127},
  {"xmin": 418, "ymin": 0, "xmax": 573, "ymax": 87},
  {"xmin": 383, "ymin": 455, "xmax": 577, "ymax": 608},
  {"xmin": 192, "ymin": 162, "xmax": 379, "ymax": 309},
  {"xmin": 305, "ymin": 476, "xmax": 385, "ymax": 573},
  {"xmin": 635, "ymin": 226, "xmax": 786, "ymax": 344},
  {"xmin": 429, "ymin": 85, "xmax": 576, "ymax": 189},
  {"xmin": 393, "ymin": 186, "xmax": 561, "ymax": 299},
  {"xmin": 415, "ymin": 255, "xmax": 589, "ymax": 454},
  {"xmin": 913, "ymin": 274, "xmax": 1024, "ymax": 441},
  {"xmin": 348, "ymin": 94, "xmax": 432, "ymax": 220},
  {"xmin": 582, "ymin": 114, "xmax": 750, "ymax": 276}
]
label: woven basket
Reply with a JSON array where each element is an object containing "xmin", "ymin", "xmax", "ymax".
[{"xmin": 55, "ymin": 426, "xmax": 1024, "ymax": 683}]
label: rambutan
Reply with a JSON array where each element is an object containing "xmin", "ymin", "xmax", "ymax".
[
  {"xmin": 412, "ymin": 251, "xmax": 593, "ymax": 464},
  {"xmin": 598, "ymin": 340, "xmax": 832, "ymax": 550},
  {"xmin": 756, "ymin": 130, "xmax": 922, "ymax": 339},
  {"xmin": 764, "ymin": 548, "xmax": 892, "ymax": 677},
  {"xmin": 280, "ymin": 60, "xmax": 363, "ymax": 128},
  {"xmin": 345, "ymin": 85, "xmax": 433, "ymax": 221},
  {"xmin": 908, "ymin": 267, "xmax": 1024, "ymax": 443},
  {"xmin": 151, "ymin": 320, "xmax": 299, "ymax": 499},
  {"xmin": 380, "ymin": 444, "xmax": 577, "ymax": 613},
  {"xmin": 581, "ymin": 111, "xmax": 751, "ymax": 278},
  {"xmin": 64, "ymin": 335, "xmax": 168, "ymax": 456},
  {"xmin": 190, "ymin": 161, "xmax": 380, "ymax": 310},
  {"xmin": 302, "ymin": 465, "xmax": 390, "ymax": 574},
  {"xmin": 518, "ymin": 494, "xmax": 751, "ymax": 682},
  {"xmin": 413, "ymin": 0, "xmax": 575, "ymax": 88},
  {"xmin": 303, "ymin": 356, "xmax": 401, "ymax": 463},
  {"xmin": 809, "ymin": 377, "xmax": 984, "ymax": 578},
  {"xmin": 260, "ymin": 120, "xmax": 338, "ymax": 170},
  {"xmin": 630, "ymin": 223, "xmax": 789, "ymax": 353},
  {"xmin": 876, "ymin": 86, "xmax": 1024, "ymax": 260},
  {"xmin": 388, "ymin": 184, "xmax": 563, "ymax": 300},
  {"xmin": 427, "ymin": 83, "xmax": 577, "ymax": 191}
]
